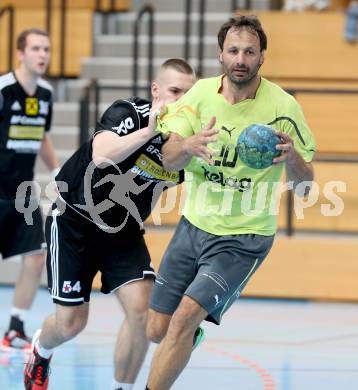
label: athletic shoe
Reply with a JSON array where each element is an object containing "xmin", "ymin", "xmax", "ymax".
[
  {"xmin": 1, "ymin": 330, "xmax": 31, "ymax": 352},
  {"xmin": 192, "ymin": 326, "xmax": 205, "ymax": 350},
  {"xmin": 24, "ymin": 329, "xmax": 52, "ymax": 390}
]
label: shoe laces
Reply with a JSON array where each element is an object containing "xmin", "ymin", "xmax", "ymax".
[
  {"xmin": 35, "ymin": 364, "xmax": 46, "ymax": 384},
  {"xmin": 30, "ymin": 354, "xmax": 50, "ymax": 384}
]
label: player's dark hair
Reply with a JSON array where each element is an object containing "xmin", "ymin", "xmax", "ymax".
[
  {"xmin": 17, "ymin": 28, "xmax": 49, "ymax": 51},
  {"xmin": 160, "ymin": 58, "xmax": 195, "ymax": 76},
  {"xmin": 218, "ymin": 15, "xmax": 267, "ymax": 52}
]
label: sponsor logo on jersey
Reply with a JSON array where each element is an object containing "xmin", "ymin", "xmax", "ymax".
[
  {"xmin": 6, "ymin": 139, "xmax": 41, "ymax": 153},
  {"xmin": 135, "ymin": 154, "xmax": 180, "ymax": 182},
  {"xmin": 39, "ymin": 100, "xmax": 49, "ymax": 115},
  {"xmin": 131, "ymin": 165, "xmax": 155, "ymax": 180},
  {"xmin": 11, "ymin": 100, "xmax": 21, "ymax": 111},
  {"xmin": 151, "ymin": 136, "xmax": 162, "ymax": 144},
  {"xmin": 146, "ymin": 144, "xmax": 162, "ymax": 161},
  {"xmin": 221, "ymin": 125, "xmax": 236, "ymax": 138},
  {"xmin": 10, "ymin": 115, "xmax": 46, "ymax": 125},
  {"xmin": 25, "ymin": 97, "xmax": 39, "ymax": 116},
  {"xmin": 112, "ymin": 116, "xmax": 135, "ymax": 134},
  {"xmin": 201, "ymin": 166, "xmax": 251, "ymax": 192},
  {"xmin": 9, "ymin": 125, "xmax": 45, "ymax": 140}
]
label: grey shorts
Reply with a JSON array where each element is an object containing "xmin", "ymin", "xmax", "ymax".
[{"xmin": 150, "ymin": 217, "xmax": 274, "ymax": 325}]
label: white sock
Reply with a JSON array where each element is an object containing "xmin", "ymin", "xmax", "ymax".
[
  {"xmin": 111, "ymin": 380, "xmax": 133, "ymax": 390},
  {"xmin": 35, "ymin": 337, "xmax": 54, "ymax": 359},
  {"xmin": 10, "ymin": 307, "xmax": 28, "ymax": 322}
]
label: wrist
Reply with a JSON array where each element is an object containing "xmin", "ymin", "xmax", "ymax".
[
  {"xmin": 142, "ymin": 126, "xmax": 157, "ymax": 139},
  {"xmin": 182, "ymin": 138, "xmax": 193, "ymax": 158},
  {"xmin": 285, "ymin": 148, "xmax": 299, "ymax": 166}
]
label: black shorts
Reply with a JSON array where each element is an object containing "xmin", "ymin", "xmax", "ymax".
[
  {"xmin": 45, "ymin": 204, "xmax": 155, "ymax": 306},
  {"xmin": 150, "ymin": 217, "xmax": 274, "ymax": 325},
  {"xmin": 0, "ymin": 198, "xmax": 45, "ymax": 260}
]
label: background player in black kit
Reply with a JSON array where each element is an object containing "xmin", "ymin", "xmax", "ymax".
[
  {"xmin": 24, "ymin": 58, "xmax": 196, "ymax": 390},
  {"xmin": 0, "ymin": 28, "xmax": 60, "ymax": 352}
]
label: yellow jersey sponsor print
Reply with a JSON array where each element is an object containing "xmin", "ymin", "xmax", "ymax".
[
  {"xmin": 25, "ymin": 97, "xmax": 39, "ymax": 116},
  {"xmin": 9, "ymin": 126, "xmax": 45, "ymax": 140},
  {"xmin": 135, "ymin": 154, "xmax": 180, "ymax": 183}
]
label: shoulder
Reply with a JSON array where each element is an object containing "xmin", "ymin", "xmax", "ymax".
[
  {"xmin": 0, "ymin": 72, "xmax": 17, "ymax": 92},
  {"xmin": 177, "ymin": 77, "xmax": 219, "ymax": 103},
  {"xmin": 105, "ymin": 97, "xmax": 150, "ymax": 112},
  {"xmin": 124, "ymin": 97, "xmax": 151, "ymax": 118},
  {"xmin": 102, "ymin": 98, "xmax": 138, "ymax": 119},
  {"xmin": 96, "ymin": 97, "xmax": 150, "ymax": 132},
  {"xmin": 261, "ymin": 78, "xmax": 293, "ymax": 100},
  {"xmin": 261, "ymin": 78, "xmax": 299, "ymax": 107},
  {"xmin": 191, "ymin": 77, "xmax": 218, "ymax": 92},
  {"xmin": 37, "ymin": 78, "xmax": 54, "ymax": 93}
]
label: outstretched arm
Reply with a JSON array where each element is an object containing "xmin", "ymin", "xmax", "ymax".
[
  {"xmin": 92, "ymin": 102, "xmax": 163, "ymax": 167},
  {"xmin": 274, "ymin": 131, "xmax": 314, "ymax": 197},
  {"xmin": 162, "ymin": 116, "xmax": 219, "ymax": 171}
]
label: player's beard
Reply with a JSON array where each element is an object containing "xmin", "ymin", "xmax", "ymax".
[{"xmin": 224, "ymin": 59, "xmax": 262, "ymax": 88}]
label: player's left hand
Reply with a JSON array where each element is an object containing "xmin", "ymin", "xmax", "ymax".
[{"xmin": 273, "ymin": 131, "xmax": 296, "ymax": 164}]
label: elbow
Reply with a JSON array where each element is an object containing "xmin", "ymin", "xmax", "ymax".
[
  {"xmin": 293, "ymin": 183, "xmax": 311, "ymax": 198},
  {"xmin": 302, "ymin": 184, "xmax": 312, "ymax": 198},
  {"xmin": 92, "ymin": 151, "xmax": 109, "ymax": 168},
  {"xmin": 92, "ymin": 133, "xmax": 116, "ymax": 168},
  {"xmin": 294, "ymin": 177, "xmax": 314, "ymax": 198},
  {"xmin": 293, "ymin": 163, "xmax": 314, "ymax": 198},
  {"xmin": 303, "ymin": 168, "xmax": 315, "ymax": 196}
]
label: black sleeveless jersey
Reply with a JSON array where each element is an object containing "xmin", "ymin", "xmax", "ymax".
[
  {"xmin": 0, "ymin": 72, "xmax": 53, "ymax": 199},
  {"xmin": 56, "ymin": 97, "xmax": 183, "ymax": 235}
]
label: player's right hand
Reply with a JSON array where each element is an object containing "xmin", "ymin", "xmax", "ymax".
[{"xmin": 183, "ymin": 116, "xmax": 219, "ymax": 165}]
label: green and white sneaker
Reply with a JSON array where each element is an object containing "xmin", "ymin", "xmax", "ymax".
[{"xmin": 192, "ymin": 326, "xmax": 205, "ymax": 350}]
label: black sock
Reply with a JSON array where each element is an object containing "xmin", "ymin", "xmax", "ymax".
[
  {"xmin": 8, "ymin": 315, "xmax": 25, "ymax": 334},
  {"xmin": 145, "ymin": 387, "xmax": 151, "ymax": 390}
]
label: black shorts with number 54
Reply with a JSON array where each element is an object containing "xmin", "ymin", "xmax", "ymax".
[{"xmin": 45, "ymin": 203, "xmax": 155, "ymax": 306}]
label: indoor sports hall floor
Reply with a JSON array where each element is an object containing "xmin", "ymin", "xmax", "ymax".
[{"xmin": 1, "ymin": 285, "xmax": 358, "ymax": 390}]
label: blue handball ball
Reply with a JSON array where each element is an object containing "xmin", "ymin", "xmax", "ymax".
[{"xmin": 237, "ymin": 124, "xmax": 282, "ymax": 169}]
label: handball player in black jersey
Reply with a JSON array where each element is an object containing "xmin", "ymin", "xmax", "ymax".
[{"xmin": 0, "ymin": 29, "xmax": 60, "ymax": 353}]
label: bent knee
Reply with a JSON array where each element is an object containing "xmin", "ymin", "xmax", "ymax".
[
  {"xmin": 146, "ymin": 310, "xmax": 171, "ymax": 343},
  {"xmin": 23, "ymin": 253, "xmax": 45, "ymax": 273},
  {"xmin": 127, "ymin": 308, "xmax": 148, "ymax": 329},
  {"xmin": 146, "ymin": 323, "xmax": 166, "ymax": 343},
  {"xmin": 56, "ymin": 308, "xmax": 88, "ymax": 341}
]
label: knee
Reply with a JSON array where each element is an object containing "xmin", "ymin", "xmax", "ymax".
[
  {"xmin": 146, "ymin": 313, "xmax": 169, "ymax": 344},
  {"xmin": 126, "ymin": 306, "xmax": 148, "ymax": 330},
  {"xmin": 23, "ymin": 253, "xmax": 45, "ymax": 275},
  {"xmin": 166, "ymin": 299, "xmax": 204, "ymax": 341},
  {"xmin": 146, "ymin": 323, "xmax": 165, "ymax": 344},
  {"xmin": 56, "ymin": 313, "xmax": 87, "ymax": 341},
  {"xmin": 168, "ymin": 313, "xmax": 191, "ymax": 339}
]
